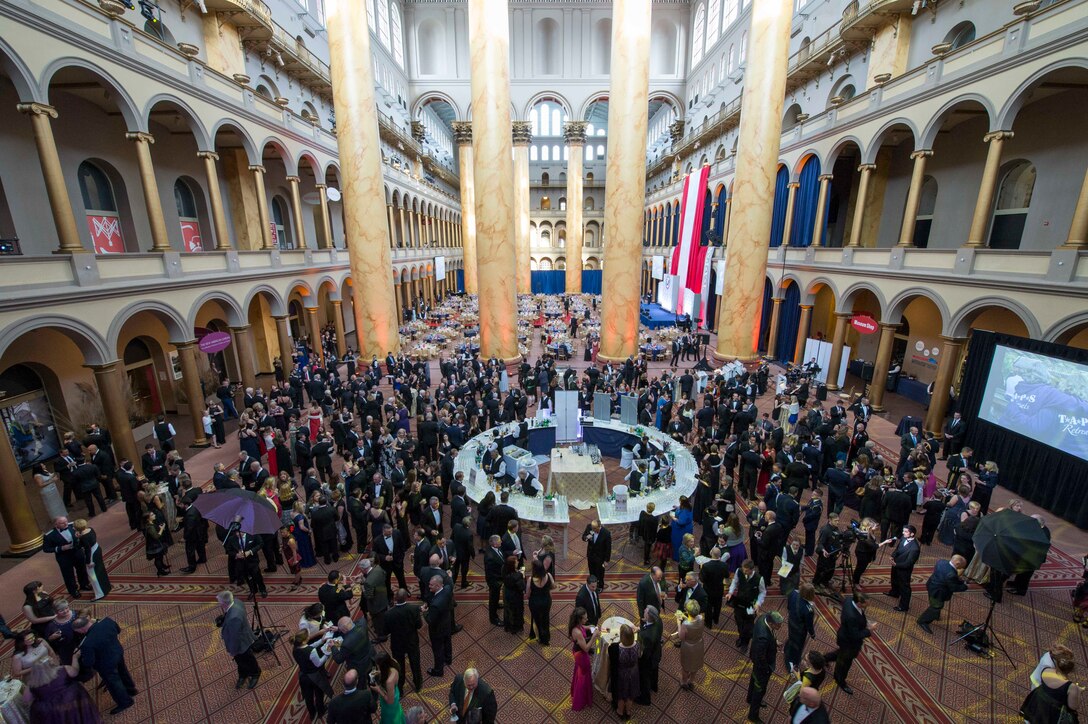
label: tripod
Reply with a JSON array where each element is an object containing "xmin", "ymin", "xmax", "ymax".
[
  {"xmin": 820, "ymin": 546, "xmax": 855, "ymax": 604},
  {"xmin": 249, "ymin": 597, "xmax": 288, "ymax": 666},
  {"xmin": 949, "ymin": 596, "xmax": 1014, "ymax": 666}
]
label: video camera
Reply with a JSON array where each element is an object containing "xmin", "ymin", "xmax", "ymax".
[{"xmin": 828, "ymin": 520, "xmax": 860, "ymax": 554}]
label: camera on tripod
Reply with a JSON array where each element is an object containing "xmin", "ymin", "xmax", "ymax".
[{"xmin": 829, "ymin": 521, "xmax": 860, "ymax": 554}]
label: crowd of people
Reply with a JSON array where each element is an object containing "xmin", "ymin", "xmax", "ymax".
[{"xmin": 5, "ymin": 294, "xmax": 1080, "ymax": 723}]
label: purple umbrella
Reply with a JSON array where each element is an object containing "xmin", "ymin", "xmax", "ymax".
[{"xmin": 193, "ymin": 489, "xmax": 282, "ymax": 535}]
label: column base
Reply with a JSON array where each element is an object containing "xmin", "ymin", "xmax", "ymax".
[
  {"xmin": 189, "ymin": 440, "xmax": 212, "ymax": 449},
  {"xmin": 872, "ymin": 405, "xmax": 886, "ymax": 413},
  {"xmin": 826, "ymin": 385, "xmax": 841, "ymax": 392},
  {"xmin": 711, "ymin": 350, "xmax": 762, "ymax": 366},
  {"xmin": 3, "ymin": 535, "xmax": 45, "ymax": 557},
  {"xmin": 595, "ymin": 352, "xmax": 633, "ymax": 364}
]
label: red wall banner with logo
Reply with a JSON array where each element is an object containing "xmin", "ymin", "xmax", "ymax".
[
  {"xmin": 180, "ymin": 221, "xmax": 203, "ymax": 252},
  {"xmin": 87, "ymin": 214, "xmax": 124, "ymax": 254}
]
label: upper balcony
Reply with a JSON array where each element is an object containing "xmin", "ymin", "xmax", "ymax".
[{"xmin": 839, "ymin": 0, "xmax": 917, "ymax": 42}]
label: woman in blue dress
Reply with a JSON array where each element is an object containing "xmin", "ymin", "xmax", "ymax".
[
  {"xmin": 670, "ymin": 495, "xmax": 694, "ymax": 562},
  {"xmin": 655, "ymin": 394, "xmax": 670, "ymax": 431},
  {"xmin": 291, "ymin": 501, "xmax": 318, "ymax": 568}
]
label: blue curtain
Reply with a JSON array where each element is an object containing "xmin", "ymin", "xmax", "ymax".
[
  {"xmin": 582, "ymin": 270, "xmax": 602, "ymax": 294},
  {"xmin": 715, "ymin": 186, "xmax": 727, "ymax": 240},
  {"xmin": 531, "ymin": 270, "xmax": 565, "ymax": 294},
  {"xmin": 790, "ymin": 157, "xmax": 824, "ymax": 247},
  {"xmin": 769, "ymin": 167, "xmax": 789, "ymax": 247},
  {"xmin": 456, "ymin": 269, "xmax": 464, "ymax": 293},
  {"xmin": 757, "ymin": 279, "xmax": 772, "ymax": 353},
  {"xmin": 774, "ymin": 283, "xmax": 802, "ymax": 362},
  {"xmin": 700, "ymin": 190, "xmax": 712, "ymax": 243},
  {"xmin": 672, "ymin": 204, "xmax": 680, "ymax": 245},
  {"xmin": 664, "ymin": 208, "xmax": 672, "ymax": 248}
]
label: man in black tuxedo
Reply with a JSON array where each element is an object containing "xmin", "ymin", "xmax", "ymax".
[
  {"xmin": 917, "ymin": 555, "xmax": 969, "ymax": 633},
  {"xmin": 757, "ymin": 511, "xmax": 786, "ymax": 585},
  {"xmin": 789, "ymin": 687, "xmax": 831, "ymax": 724},
  {"xmin": 178, "ymin": 498, "xmax": 208, "ymax": 573},
  {"xmin": 880, "ymin": 483, "xmax": 914, "ymax": 542},
  {"xmin": 422, "ymin": 497, "xmax": 444, "ymax": 542},
  {"xmin": 115, "ymin": 460, "xmax": 142, "ymax": 531},
  {"xmin": 941, "ymin": 411, "xmax": 966, "ymax": 458},
  {"xmin": 700, "ymin": 548, "xmax": 730, "ymax": 628},
  {"xmin": 635, "ymin": 605, "xmax": 663, "ymax": 705},
  {"xmin": 574, "ymin": 575, "xmax": 602, "ymax": 625},
  {"xmin": 675, "ymin": 571, "xmax": 709, "ymax": 619},
  {"xmin": 72, "ymin": 616, "xmax": 137, "ymax": 715},
  {"xmin": 883, "ymin": 524, "xmax": 921, "ymax": 612},
  {"xmin": 424, "ymin": 575, "xmax": 453, "ymax": 677},
  {"xmin": 900, "ymin": 425, "xmax": 921, "ymax": 464},
  {"xmin": 500, "ymin": 520, "xmax": 525, "ymax": 566},
  {"xmin": 373, "ymin": 523, "xmax": 407, "ymax": 592},
  {"xmin": 140, "ymin": 444, "xmax": 166, "ymax": 483},
  {"xmin": 483, "ymin": 536, "xmax": 505, "ymax": 626},
  {"xmin": 451, "ymin": 514, "xmax": 474, "ymax": 589},
  {"xmin": 824, "ymin": 592, "xmax": 875, "ymax": 695},
  {"xmin": 318, "ymin": 570, "xmax": 356, "ymax": 623},
  {"xmin": 327, "ymin": 669, "xmax": 377, "ymax": 724},
  {"xmin": 73, "ymin": 458, "xmax": 107, "ymax": 517},
  {"xmin": 582, "ymin": 520, "xmax": 612, "ymax": 590},
  {"xmin": 411, "ymin": 530, "xmax": 432, "ymax": 599},
  {"xmin": 310, "ymin": 497, "xmax": 339, "ymax": 565},
  {"xmin": 225, "ymin": 528, "xmax": 267, "ymax": 598},
  {"xmin": 486, "ymin": 491, "xmax": 518, "ymax": 539},
  {"xmin": 450, "ymin": 483, "xmax": 470, "ymax": 524},
  {"xmin": 385, "ymin": 588, "xmax": 423, "ymax": 693},
  {"xmin": 43, "ymin": 517, "xmax": 90, "ymax": 597},
  {"xmin": 365, "ymin": 473, "xmax": 393, "ymax": 507},
  {"xmin": 822, "ymin": 460, "xmax": 851, "ymax": 516},
  {"xmin": 636, "ymin": 567, "xmax": 667, "ymax": 618},
  {"xmin": 746, "ymin": 610, "xmax": 784, "ymax": 722},
  {"xmin": 331, "ymin": 616, "xmax": 375, "ymax": 684},
  {"xmin": 448, "ymin": 668, "xmax": 498, "ymax": 724}
]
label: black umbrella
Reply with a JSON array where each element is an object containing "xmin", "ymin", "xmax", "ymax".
[
  {"xmin": 973, "ymin": 509, "xmax": 1051, "ymax": 575},
  {"xmin": 193, "ymin": 489, "xmax": 282, "ymax": 535}
]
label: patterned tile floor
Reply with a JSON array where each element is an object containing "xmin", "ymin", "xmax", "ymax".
[{"xmin": 1, "ymin": 332, "xmax": 1085, "ymax": 723}]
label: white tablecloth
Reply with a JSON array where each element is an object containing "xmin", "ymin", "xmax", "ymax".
[
  {"xmin": 0, "ymin": 678, "xmax": 29, "ymax": 724},
  {"xmin": 547, "ymin": 449, "xmax": 607, "ymax": 501}
]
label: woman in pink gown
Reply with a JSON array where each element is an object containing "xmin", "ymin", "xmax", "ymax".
[
  {"xmin": 307, "ymin": 402, "xmax": 323, "ymax": 441},
  {"xmin": 568, "ymin": 607, "xmax": 597, "ymax": 711}
]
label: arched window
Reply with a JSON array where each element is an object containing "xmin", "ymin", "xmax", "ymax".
[
  {"xmin": 596, "ymin": 144, "xmax": 605, "ymax": 158},
  {"xmin": 144, "ymin": 19, "xmax": 175, "ymax": 45},
  {"xmin": 390, "ymin": 2, "xmax": 404, "ymax": 66},
  {"xmin": 707, "ymin": 0, "xmax": 721, "ymax": 46},
  {"xmin": 255, "ymin": 85, "xmax": 273, "ymax": 101},
  {"xmin": 740, "ymin": 31, "xmax": 748, "ymax": 64},
  {"xmin": 911, "ymin": 176, "xmax": 938, "ymax": 248},
  {"xmin": 530, "ymin": 145, "xmax": 538, "ymax": 161},
  {"xmin": 723, "ymin": 0, "xmax": 738, "ymax": 27},
  {"xmin": 174, "ymin": 178, "xmax": 203, "ymax": 252},
  {"xmin": 377, "ymin": 0, "xmax": 391, "ymax": 49},
  {"xmin": 558, "ymin": 197, "xmax": 567, "ymax": 211},
  {"xmin": 539, "ymin": 258, "xmax": 553, "ymax": 270},
  {"xmin": 541, "ymin": 196, "xmax": 551, "ymax": 210},
  {"xmin": 542, "ymin": 145, "xmax": 550, "ymax": 161},
  {"xmin": 945, "ymin": 22, "xmax": 976, "ymax": 50},
  {"xmin": 271, "ymin": 195, "xmax": 293, "ymax": 249},
  {"xmin": 563, "ymin": 146, "xmax": 569, "ymax": 161},
  {"xmin": 989, "ymin": 160, "xmax": 1035, "ymax": 249},
  {"xmin": 78, "ymin": 161, "xmax": 125, "ymax": 254},
  {"xmin": 541, "ymin": 172, "xmax": 550, "ymax": 185},
  {"xmin": 692, "ymin": 4, "xmax": 706, "ymax": 64},
  {"xmin": 727, "ymin": 44, "xmax": 736, "ymax": 73},
  {"xmin": 585, "ymin": 197, "xmax": 595, "ymax": 211},
  {"xmin": 585, "ymin": 145, "xmax": 594, "ymax": 162},
  {"xmin": 553, "ymin": 144, "xmax": 560, "ymax": 160}
]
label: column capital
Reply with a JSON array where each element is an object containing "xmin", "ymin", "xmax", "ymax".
[
  {"xmin": 248, "ymin": 164, "xmax": 266, "ymax": 174},
  {"xmin": 451, "ymin": 121, "xmax": 472, "ymax": 145},
  {"xmin": 331, "ymin": 299, "xmax": 342, "ymax": 306},
  {"xmin": 787, "ymin": 181, "xmax": 800, "ymax": 189},
  {"xmin": 125, "ymin": 131, "xmax": 155, "ymax": 144},
  {"xmin": 857, "ymin": 163, "xmax": 877, "ymax": 173},
  {"xmin": 273, "ymin": 314, "xmax": 289, "ymax": 321},
  {"xmin": 939, "ymin": 334, "xmax": 967, "ymax": 345},
  {"xmin": 878, "ymin": 322, "xmax": 900, "ymax": 331},
  {"xmin": 818, "ymin": 174, "xmax": 834, "ymax": 182},
  {"xmin": 87, "ymin": 359, "xmax": 125, "ymax": 373},
  {"xmin": 197, "ymin": 150, "xmax": 220, "ymax": 161},
  {"xmin": 983, "ymin": 130, "xmax": 1014, "ymax": 143},
  {"xmin": 910, "ymin": 149, "xmax": 934, "ymax": 160},
  {"xmin": 305, "ymin": 305, "xmax": 319, "ymax": 312},
  {"xmin": 171, "ymin": 339, "xmax": 199, "ymax": 350},
  {"xmin": 835, "ymin": 311, "xmax": 853, "ymax": 320},
  {"xmin": 512, "ymin": 121, "xmax": 533, "ymax": 146},
  {"xmin": 563, "ymin": 121, "xmax": 588, "ymax": 145},
  {"xmin": 285, "ymin": 175, "xmax": 301, "ymax": 183},
  {"xmin": 17, "ymin": 102, "xmax": 58, "ymax": 119},
  {"xmin": 228, "ymin": 324, "xmax": 251, "ymax": 333},
  {"xmin": 315, "ymin": 183, "xmax": 328, "ymax": 191},
  {"xmin": 771, "ymin": 296, "xmax": 784, "ymax": 304},
  {"xmin": 799, "ymin": 304, "xmax": 813, "ymax": 310}
]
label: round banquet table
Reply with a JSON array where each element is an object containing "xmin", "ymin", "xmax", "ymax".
[
  {"xmin": 0, "ymin": 678, "xmax": 29, "ymax": 723},
  {"xmin": 592, "ymin": 615, "xmax": 635, "ymax": 694}
]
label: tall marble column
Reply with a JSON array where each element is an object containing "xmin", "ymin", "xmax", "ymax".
[
  {"xmin": 174, "ymin": 341, "xmax": 210, "ymax": 447},
  {"xmin": 127, "ymin": 132, "xmax": 172, "ymax": 251},
  {"xmin": 386, "ymin": 204, "xmax": 397, "ymax": 247},
  {"xmin": 513, "ymin": 121, "xmax": 533, "ymax": 294},
  {"xmin": 229, "ymin": 325, "xmax": 258, "ymax": 391},
  {"xmin": 305, "ymin": 306, "xmax": 324, "ymax": 365},
  {"xmin": 467, "ymin": 0, "xmax": 519, "ymax": 362},
  {"xmin": 331, "ymin": 300, "xmax": 348, "ymax": 357},
  {"xmin": 453, "ymin": 122, "xmax": 479, "ymax": 294},
  {"xmin": 251, "ymin": 165, "xmax": 274, "ymax": 249},
  {"xmin": 898, "ymin": 150, "xmax": 932, "ymax": 247},
  {"xmin": 720, "ymin": 197, "xmax": 732, "ymax": 248},
  {"xmin": 0, "ymin": 436, "xmax": 43, "ymax": 553},
  {"xmin": 811, "ymin": 174, "xmax": 833, "ymax": 248},
  {"xmin": 198, "ymin": 151, "xmax": 232, "ymax": 250},
  {"xmin": 714, "ymin": 0, "xmax": 793, "ymax": 362},
  {"xmin": 779, "ymin": 181, "xmax": 799, "ymax": 247},
  {"xmin": 327, "ymin": 0, "xmax": 401, "ymax": 357},
  {"xmin": 846, "ymin": 164, "xmax": 876, "ymax": 248},
  {"xmin": 869, "ymin": 322, "xmax": 899, "ymax": 412},
  {"xmin": 924, "ymin": 336, "xmax": 965, "ymax": 433},
  {"xmin": 1064, "ymin": 165, "xmax": 1088, "ymax": 249},
  {"xmin": 315, "ymin": 184, "xmax": 332, "ymax": 249},
  {"xmin": 90, "ymin": 361, "xmax": 141, "ymax": 474},
  {"xmin": 966, "ymin": 131, "xmax": 1013, "ymax": 248},
  {"xmin": 17, "ymin": 103, "xmax": 83, "ymax": 253},
  {"xmin": 274, "ymin": 315, "xmax": 294, "ymax": 374},
  {"xmin": 564, "ymin": 121, "xmax": 588, "ymax": 293},
  {"xmin": 825, "ymin": 312, "xmax": 851, "ymax": 392},
  {"xmin": 286, "ymin": 176, "xmax": 308, "ymax": 248},
  {"xmin": 765, "ymin": 296, "xmax": 783, "ymax": 358},
  {"xmin": 398, "ymin": 205, "xmax": 409, "ymax": 250},
  {"xmin": 793, "ymin": 304, "xmax": 812, "ymax": 364},
  {"xmin": 599, "ymin": 0, "xmax": 652, "ymax": 361}
]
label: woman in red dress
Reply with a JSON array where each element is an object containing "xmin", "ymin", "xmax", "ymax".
[
  {"xmin": 756, "ymin": 443, "xmax": 775, "ymax": 497},
  {"xmin": 568, "ymin": 607, "xmax": 598, "ymax": 711}
]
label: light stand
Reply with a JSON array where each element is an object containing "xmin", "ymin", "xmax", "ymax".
[
  {"xmin": 249, "ymin": 596, "xmax": 287, "ymax": 666},
  {"xmin": 948, "ymin": 595, "xmax": 1015, "ymax": 667}
]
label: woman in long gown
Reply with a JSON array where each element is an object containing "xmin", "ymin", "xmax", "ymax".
[
  {"xmin": 672, "ymin": 600, "xmax": 705, "ymax": 691},
  {"xmin": 670, "ymin": 496, "xmax": 694, "ymax": 562},
  {"xmin": 73, "ymin": 519, "xmax": 111, "ymax": 600},
  {"xmin": 503, "ymin": 557, "xmax": 525, "ymax": 634},
  {"xmin": 307, "ymin": 402, "xmax": 323, "ymax": 442},
  {"xmin": 292, "ymin": 501, "xmax": 318, "ymax": 568},
  {"xmin": 527, "ymin": 560, "xmax": 554, "ymax": 645},
  {"xmin": 568, "ymin": 607, "xmax": 598, "ymax": 711},
  {"xmin": 370, "ymin": 653, "xmax": 406, "ymax": 724},
  {"xmin": 608, "ymin": 624, "xmax": 641, "ymax": 720},
  {"xmin": 13, "ymin": 632, "xmax": 99, "ymax": 723},
  {"xmin": 281, "ymin": 526, "xmax": 303, "ymax": 588},
  {"xmin": 32, "ymin": 464, "xmax": 68, "ymax": 520},
  {"xmin": 21, "ymin": 582, "xmax": 56, "ymax": 639}
]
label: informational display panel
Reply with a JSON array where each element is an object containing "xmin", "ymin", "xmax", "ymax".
[
  {"xmin": 554, "ymin": 390, "xmax": 581, "ymax": 442},
  {"xmin": 593, "ymin": 391, "xmax": 612, "ymax": 422},
  {"xmin": 620, "ymin": 394, "xmax": 639, "ymax": 426}
]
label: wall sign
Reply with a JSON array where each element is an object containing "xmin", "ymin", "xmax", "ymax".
[{"xmin": 850, "ymin": 314, "xmax": 878, "ymax": 335}]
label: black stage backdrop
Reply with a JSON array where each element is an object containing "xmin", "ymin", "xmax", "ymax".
[{"xmin": 959, "ymin": 330, "xmax": 1088, "ymax": 528}]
